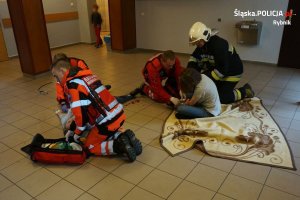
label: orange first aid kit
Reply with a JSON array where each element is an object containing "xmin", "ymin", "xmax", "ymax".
[{"xmin": 21, "ymin": 134, "xmax": 88, "ymax": 165}]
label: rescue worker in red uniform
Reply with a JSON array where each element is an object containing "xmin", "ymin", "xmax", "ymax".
[
  {"xmin": 51, "ymin": 59, "xmax": 142, "ymax": 162},
  {"xmin": 130, "ymin": 50, "xmax": 184, "ymax": 106},
  {"xmin": 53, "ymin": 53, "xmax": 131, "ymax": 113},
  {"xmin": 53, "ymin": 53, "xmax": 90, "ymax": 113},
  {"xmin": 188, "ymin": 22, "xmax": 255, "ymax": 104}
]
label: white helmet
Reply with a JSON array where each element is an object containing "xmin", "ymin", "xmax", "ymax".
[{"xmin": 189, "ymin": 22, "xmax": 212, "ymax": 43}]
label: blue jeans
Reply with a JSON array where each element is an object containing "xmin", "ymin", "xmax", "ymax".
[{"xmin": 176, "ymin": 104, "xmax": 213, "ymax": 119}]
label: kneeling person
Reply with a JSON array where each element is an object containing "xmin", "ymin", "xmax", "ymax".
[
  {"xmin": 51, "ymin": 59, "xmax": 141, "ymax": 162},
  {"xmin": 176, "ymin": 68, "xmax": 221, "ymax": 119}
]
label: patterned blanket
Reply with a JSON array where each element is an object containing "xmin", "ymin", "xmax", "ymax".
[{"xmin": 161, "ymin": 98, "xmax": 296, "ymax": 169}]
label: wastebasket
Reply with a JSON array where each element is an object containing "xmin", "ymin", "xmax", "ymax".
[
  {"xmin": 235, "ymin": 20, "xmax": 262, "ymax": 45},
  {"xmin": 104, "ymin": 35, "xmax": 111, "ymax": 51}
]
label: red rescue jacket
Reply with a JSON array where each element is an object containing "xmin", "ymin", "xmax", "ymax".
[
  {"xmin": 142, "ymin": 54, "xmax": 184, "ymax": 102},
  {"xmin": 61, "ymin": 67, "xmax": 125, "ymax": 136},
  {"xmin": 55, "ymin": 58, "xmax": 89, "ymax": 104}
]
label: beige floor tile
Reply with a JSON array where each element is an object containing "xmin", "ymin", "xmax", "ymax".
[
  {"xmin": 138, "ymin": 169, "xmax": 182, "ymax": 198},
  {"xmin": 135, "ymin": 127, "xmax": 161, "ymax": 144},
  {"xmin": 0, "ymin": 185, "xmax": 32, "ymax": 200},
  {"xmin": 231, "ymin": 162, "xmax": 271, "ymax": 184},
  {"xmin": 12, "ymin": 138, "xmax": 32, "ymax": 157},
  {"xmin": 122, "ymin": 121, "xmax": 141, "ymax": 132},
  {"xmin": 287, "ymin": 129, "xmax": 300, "ymax": 143},
  {"xmin": 0, "ymin": 149, "xmax": 24, "ymax": 170},
  {"xmin": 127, "ymin": 113, "xmax": 154, "ymax": 126},
  {"xmin": 200, "ymin": 155, "xmax": 236, "ymax": 172},
  {"xmin": 36, "ymin": 180, "xmax": 83, "ymax": 200},
  {"xmin": 0, "ymin": 120, "xmax": 6, "ymax": 128},
  {"xmin": 1, "ymin": 131, "xmax": 32, "ymax": 148},
  {"xmin": 186, "ymin": 163, "xmax": 227, "ymax": 191},
  {"xmin": 0, "ymin": 124, "xmax": 20, "ymax": 139},
  {"xmin": 143, "ymin": 118, "xmax": 165, "ymax": 132},
  {"xmin": 46, "ymin": 164, "xmax": 81, "ymax": 178},
  {"xmin": 89, "ymin": 156, "xmax": 124, "ymax": 172},
  {"xmin": 123, "ymin": 187, "xmax": 164, "ymax": 200},
  {"xmin": 137, "ymin": 145, "xmax": 168, "ymax": 167},
  {"xmin": 0, "ymin": 174, "xmax": 12, "ymax": 192},
  {"xmin": 259, "ymin": 186, "xmax": 300, "ymax": 200},
  {"xmin": 290, "ymin": 141, "xmax": 300, "ymax": 158},
  {"xmin": 13, "ymin": 116, "xmax": 40, "ymax": 129},
  {"xmin": 266, "ymin": 168, "xmax": 300, "ymax": 196},
  {"xmin": 148, "ymin": 136, "xmax": 164, "ymax": 149},
  {"xmin": 17, "ymin": 168, "xmax": 61, "ymax": 197},
  {"xmin": 44, "ymin": 116, "xmax": 61, "ymax": 127},
  {"xmin": 1, "ymin": 158, "xmax": 41, "ymax": 183},
  {"xmin": 23, "ymin": 122, "xmax": 54, "ymax": 135},
  {"xmin": 219, "ymin": 174, "xmax": 263, "ymax": 200},
  {"xmin": 158, "ymin": 156, "xmax": 197, "ymax": 179},
  {"xmin": 282, "ymin": 157, "xmax": 300, "ymax": 176},
  {"xmin": 88, "ymin": 174, "xmax": 134, "ymax": 200},
  {"xmin": 21, "ymin": 105, "xmax": 46, "ymax": 116},
  {"xmin": 179, "ymin": 148, "xmax": 205, "ymax": 162},
  {"xmin": 0, "ymin": 142, "xmax": 9, "ymax": 153},
  {"xmin": 77, "ymin": 192, "xmax": 99, "ymax": 200},
  {"xmin": 213, "ymin": 193, "xmax": 234, "ymax": 200},
  {"xmin": 290, "ymin": 119, "xmax": 300, "ymax": 131},
  {"xmin": 112, "ymin": 161, "xmax": 153, "ymax": 184},
  {"xmin": 168, "ymin": 180, "xmax": 215, "ymax": 200},
  {"xmin": 42, "ymin": 127, "xmax": 64, "ymax": 139},
  {"xmin": 65, "ymin": 163, "xmax": 108, "ymax": 191},
  {"xmin": 141, "ymin": 104, "xmax": 168, "ymax": 117},
  {"xmin": 31, "ymin": 109, "xmax": 55, "ymax": 122},
  {"xmin": 1, "ymin": 112, "xmax": 28, "ymax": 123}
]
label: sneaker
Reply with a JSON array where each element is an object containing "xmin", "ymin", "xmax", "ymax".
[
  {"xmin": 243, "ymin": 83, "xmax": 255, "ymax": 98},
  {"xmin": 124, "ymin": 129, "xmax": 142, "ymax": 155},
  {"xmin": 113, "ymin": 134, "xmax": 136, "ymax": 162}
]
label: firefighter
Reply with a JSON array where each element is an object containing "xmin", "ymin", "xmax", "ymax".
[
  {"xmin": 187, "ymin": 22, "xmax": 255, "ymax": 104},
  {"xmin": 51, "ymin": 59, "xmax": 142, "ymax": 162},
  {"xmin": 130, "ymin": 50, "xmax": 184, "ymax": 106}
]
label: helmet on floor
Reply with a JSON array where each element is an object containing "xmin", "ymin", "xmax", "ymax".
[{"xmin": 189, "ymin": 22, "xmax": 212, "ymax": 43}]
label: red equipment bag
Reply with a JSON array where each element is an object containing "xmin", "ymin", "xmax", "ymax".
[{"xmin": 21, "ymin": 133, "xmax": 88, "ymax": 165}]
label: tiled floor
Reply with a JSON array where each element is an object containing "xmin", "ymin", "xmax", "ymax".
[{"xmin": 0, "ymin": 44, "xmax": 300, "ymax": 200}]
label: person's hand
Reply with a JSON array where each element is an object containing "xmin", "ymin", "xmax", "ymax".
[
  {"xmin": 61, "ymin": 102, "xmax": 68, "ymax": 113},
  {"xmin": 73, "ymin": 134, "xmax": 81, "ymax": 143},
  {"xmin": 170, "ymin": 97, "xmax": 180, "ymax": 106},
  {"xmin": 185, "ymin": 99, "xmax": 192, "ymax": 105},
  {"xmin": 65, "ymin": 130, "xmax": 74, "ymax": 142}
]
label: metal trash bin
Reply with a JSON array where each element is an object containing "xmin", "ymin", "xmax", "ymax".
[
  {"xmin": 235, "ymin": 20, "xmax": 262, "ymax": 45},
  {"xmin": 104, "ymin": 35, "xmax": 111, "ymax": 51}
]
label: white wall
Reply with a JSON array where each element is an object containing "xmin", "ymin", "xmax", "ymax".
[
  {"xmin": 135, "ymin": 0, "xmax": 289, "ymax": 64},
  {"xmin": 0, "ymin": 0, "xmax": 81, "ymax": 57},
  {"xmin": 77, "ymin": 0, "xmax": 96, "ymax": 43}
]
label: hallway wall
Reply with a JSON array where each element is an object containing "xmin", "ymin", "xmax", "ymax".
[
  {"xmin": 135, "ymin": 0, "xmax": 289, "ymax": 64},
  {"xmin": 0, "ymin": 0, "xmax": 80, "ymax": 57}
]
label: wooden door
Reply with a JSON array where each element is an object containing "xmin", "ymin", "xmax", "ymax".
[
  {"xmin": 278, "ymin": 0, "xmax": 300, "ymax": 68},
  {"xmin": 0, "ymin": 25, "xmax": 9, "ymax": 62}
]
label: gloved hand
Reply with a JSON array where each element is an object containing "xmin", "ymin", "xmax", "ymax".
[
  {"xmin": 170, "ymin": 97, "xmax": 180, "ymax": 107},
  {"xmin": 61, "ymin": 102, "xmax": 68, "ymax": 113},
  {"xmin": 73, "ymin": 134, "xmax": 81, "ymax": 143},
  {"xmin": 65, "ymin": 130, "xmax": 74, "ymax": 142}
]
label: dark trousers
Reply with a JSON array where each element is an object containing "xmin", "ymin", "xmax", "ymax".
[{"xmin": 215, "ymin": 81, "xmax": 245, "ymax": 104}]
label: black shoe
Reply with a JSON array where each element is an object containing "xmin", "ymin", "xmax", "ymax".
[
  {"xmin": 105, "ymin": 85, "xmax": 112, "ymax": 90},
  {"xmin": 116, "ymin": 95, "xmax": 134, "ymax": 104},
  {"xmin": 129, "ymin": 83, "xmax": 145, "ymax": 97},
  {"xmin": 243, "ymin": 83, "xmax": 255, "ymax": 98},
  {"xmin": 113, "ymin": 134, "xmax": 136, "ymax": 162},
  {"xmin": 124, "ymin": 129, "xmax": 142, "ymax": 156}
]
